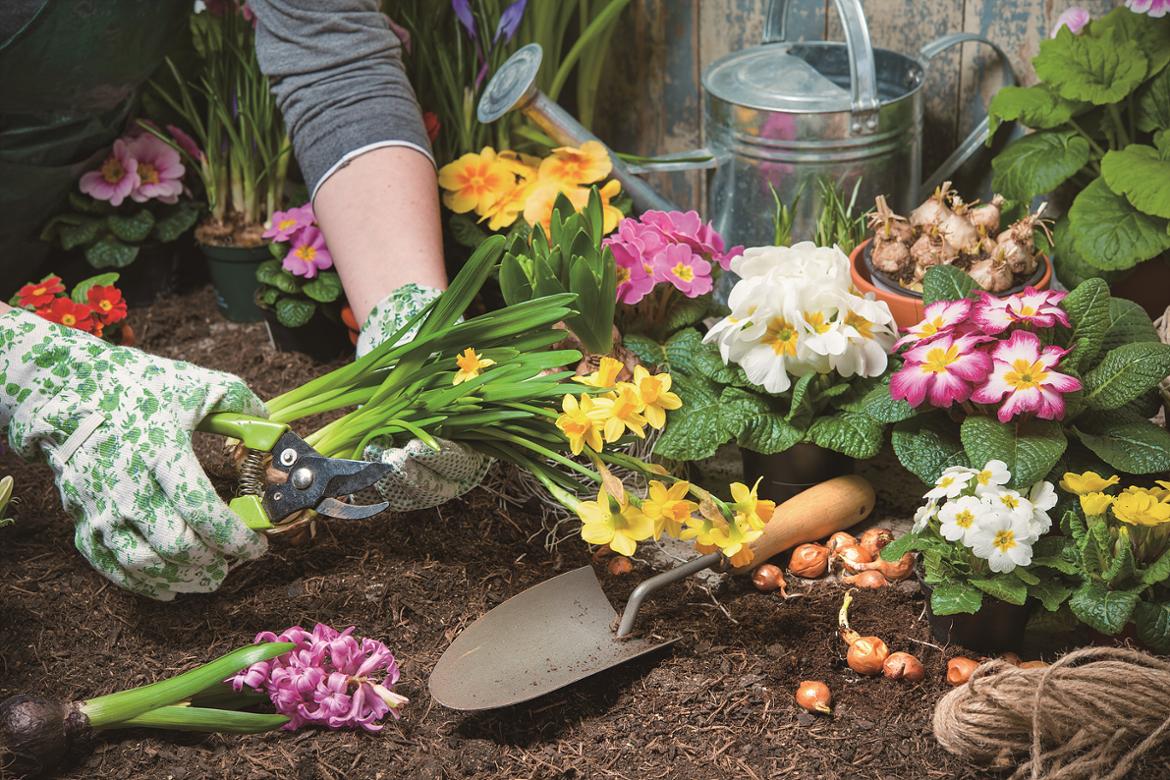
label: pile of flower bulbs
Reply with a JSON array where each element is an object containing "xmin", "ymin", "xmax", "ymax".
[{"xmin": 868, "ymin": 183, "xmax": 1048, "ymax": 293}]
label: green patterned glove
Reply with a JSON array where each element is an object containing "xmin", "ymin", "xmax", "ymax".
[
  {"xmin": 0, "ymin": 309, "xmax": 268, "ymax": 600},
  {"xmin": 356, "ymin": 284, "xmax": 491, "ymax": 512}
]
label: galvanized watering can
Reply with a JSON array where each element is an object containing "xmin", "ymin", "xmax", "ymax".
[{"xmin": 479, "ymin": 0, "xmax": 1016, "ymax": 248}]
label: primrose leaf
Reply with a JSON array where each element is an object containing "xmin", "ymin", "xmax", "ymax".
[
  {"xmin": 1137, "ymin": 65, "xmax": 1170, "ymax": 133},
  {"xmin": 107, "ymin": 209, "xmax": 155, "ymax": 243},
  {"xmin": 664, "ymin": 297, "xmax": 710, "ymax": 334},
  {"xmin": 1089, "ymin": 7, "xmax": 1170, "ymax": 75},
  {"xmin": 1101, "ymin": 297, "xmax": 1160, "ymax": 353},
  {"xmin": 303, "ymin": 272, "xmax": 342, "ymax": 303},
  {"xmin": 969, "ymin": 575, "xmax": 1028, "ymax": 607},
  {"xmin": 1142, "ymin": 546, "xmax": 1170, "ymax": 587},
  {"xmin": 56, "ymin": 217, "xmax": 104, "ymax": 250},
  {"xmin": 987, "ymin": 84, "xmax": 1086, "ymax": 135},
  {"xmin": 1082, "ymin": 341, "xmax": 1170, "ymax": 410},
  {"xmin": 70, "ymin": 273, "xmax": 120, "ymax": 304},
  {"xmin": 447, "ymin": 212, "xmax": 491, "ymax": 248},
  {"xmin": 1061, "ymin": 278, "xmax": 1111, "ymax": 372},
  {"xmin": 653, "ymin": 373, "xmax": 728, "ymax": 460},
  {"xmin": 1069, "ymin": 178, "xmax": 1170, "ymax": 271},
  {"xmin": 881, "ymin": 532, "xmax": 922, "ymax": 561},
  {"xmin": 1035, "ymin": 27, "xmax": 1148, "ymax": 105},
  {"xmin": 960, "ymin": 416, "xmax": 1067, "ymax": 489},
  {"xmin": 992, "ymin": 130, "xmax": 1091, "ymax": 203},
  {"xmin": 663, "ymin": 328, "xmax": 705, "ymax": 376},
  {"xmin": 621, "ymin": 333, "xmax": 666, "ymax": 367},
  {"xmin": 84, "ymin": 237, "xmax": 139, "ymax": 269},
  {"xmin": 718, "ymin": 386, "xmax": 803, "ymax": 455},
  {"xmin": 856, "ymin": 376, "xmax": 917, "ymax": 424},
  {"xmin": 922, "ymin": 265, "xmax": 977, "ymax": 305},
  {"xmin": 152, "ymin": 201, "xmax": 200, "ymax": 243},
  {"xmin": 891, "ymin": 413, "xmax": 969, "ymax": 487},
  {"xmin": 68, "ymin": 191, "xmax": 115, "ymax": 215},
  {"xmin": 274, "ymin": 296, "xmax": 316, "ymax": 328},
  {"xmin": 930, "ymin": 581, "xmax": 984, "ymax": 616},
  {"xmin": 1029, "ymin": 579, "xmax": 1075, "ymax": 612},
  {"xmin": 1134, "ymin": 601, "xmax": 1170, "ymax": 654},
  {"xmin": 806, "ymin": 410, "xmax": 884, "ymax": 459},
  {"xmin": 1074, "ymin": 415, "xmax": 1170, "ymax": 474},
  {"xmin": 1068, "ymin": 580, "xmax": 1140, "ymax": 635},
  {"xmin": 1101, "ymin": 145, "xmax": 1170, "ymax": 220}
]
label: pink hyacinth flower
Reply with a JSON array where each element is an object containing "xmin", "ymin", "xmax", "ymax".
[
  {"xmin": 893, "ymin": 298, "xmax": 973, "ymax": 349},
  {"xmin": 79, "ymin": 139, "xmax": 140, "ymax": 207},
  {"xmin": 126, "ymin": 134, "xmax": 185, "ymax": 204},
  {"xmin": 890, "ymin": 332, "xmax": 993, "ymax": 408},
  {"xmin": 283, "ymin": 225, "xmax": 333, "ymax": 278},
  {"xmin": 264, "ymin": 204, "xmax": 316, "ymax": 242},
  {"xmin": 1051, "ymin": 7, "xmax": 1091, "ymax": 35},
  {"xmin": 656, "ymin": 243, "xmax": 713, "ymax": 298},
  {"xmin": 971, "ymin": 330, "xmax": 1082, "ymax": 422},
  {"xmin": 1127, "ymin": 0, "xmax": 1169, "ymax": 18}
]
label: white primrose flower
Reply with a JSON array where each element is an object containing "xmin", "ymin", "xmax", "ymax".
[
  {"xmin": 912, "ymin": 499, "xmax": 938, "ymax": 533},
  {"xmin": 730, "ymin": 242, "xmax": 853, "ymax": 289},
  {"xmin": 1027, "ymin": 480, "xmax": 1058, "ymax": 536},
  {"xmin": 832, "ymin": 292, "xmax": 897, "ymax": 379},
  {"xmin": 988, "ymin": 489, "xmax": 1034, "ymax": 525},
  {"xmin": 969, "ymin": 511, "xmax": 1036, "ymax": 573},
  {"xmin": 970, "ymin": 459, "xmax": 1011, "ymax": 496},
  {"xmin": 937, "ymin": 495, "xmax": 988, "ymax": 546},
  {"xmin": 925, "ymin": 466, "xmax": 977, "ymax": 501}
]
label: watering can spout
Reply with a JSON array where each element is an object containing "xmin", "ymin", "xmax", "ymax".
[{"xmin": 478, "ymin": 43, "xmax": 680, "ymax": 214}]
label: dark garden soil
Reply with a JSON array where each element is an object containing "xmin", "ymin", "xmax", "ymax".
[{"xmin": 3, "ymin": 287, "xmax": 1169, "ymax": 780}]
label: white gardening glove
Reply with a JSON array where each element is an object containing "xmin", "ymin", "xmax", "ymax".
[
  {"xmin": 355, "ymin": 284, "xmax": 491, "ymax": 512},
  {"xmin": 0, "ymin": 309, "xmax": 267, "ymax": 600}
]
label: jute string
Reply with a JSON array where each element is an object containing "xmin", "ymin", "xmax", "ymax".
[{"xmin": 932, "ymin": 647, "xmax": 1170, "ymax": 780}]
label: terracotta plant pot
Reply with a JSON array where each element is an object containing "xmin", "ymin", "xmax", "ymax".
[
  {"xmin": 742, "ymin": 443, "xmax": 854, "ymax": 505},
  {"xmin": 920, "ymin": 577, "xmax": 1031, "ymax": 652},
  {"xmin": 849, "ymin": 239, "xmax": 1054, "ymax": 330}
]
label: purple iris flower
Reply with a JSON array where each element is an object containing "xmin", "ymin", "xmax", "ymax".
[
  {"xmin": 452, "ymin": 0, "xmax": 476, "ymax": 40},
  {"xmin": 493, "ymin": 0, "xmax": 527, "ymax": 43}
]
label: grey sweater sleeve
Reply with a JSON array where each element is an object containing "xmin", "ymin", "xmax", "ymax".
[{"xmin": 249, "ymin": 0, "xmax": 433, "ymax": 198}]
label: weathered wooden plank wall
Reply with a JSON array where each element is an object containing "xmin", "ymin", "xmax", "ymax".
[{"xmin": 596, "ymin": 0, "xmax": 1116, "ymax": 213}]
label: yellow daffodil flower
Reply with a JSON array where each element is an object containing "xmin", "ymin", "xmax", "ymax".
[
  {"xmin": 591, "ymin": 383, "xmax": 649, "ymax": 442},
  {"xmin": 573, "ymin": 356, "xmax": 625, "ymax": 388},
  {"xmin": 641, "ymin": 480, "xmax": 697, "ymax": 539},
  {"xmin": 555, "ymin": 393, "xmax": 605, "ymax": 455},
  {"xmin": 577, "ymin": 486, "xmax": 654, "ymax": 556},
  {"xmin": 710, "ymin": 514, "xmax": 764, "ymax": 565},
  {"xmin": 681, "ymin": 514, "xmax": 724, "ymax": 555},
  {"xmin": 631, "ymin": 366, "xmax": 682, "ymax": 429},
  {"xmin": 452, "ymin": 347, "xmax": 495, "ymax": 385},
  {"xmin": 437, "ymin": 148, "xmax": 513, "ymax": 215},
  {"xmin": 1059, "ymin": 471, "xmax": 1121, "ymax": 496},
  {"xmin": 729, "ymin": 479, "xmax": 776, "ymax": 532},
  {"xmin": 1079, "ymin": 492, "xmax": 1115, "ymax": 517},
  {"xmin": 1112, "ymin": 489, "xmax": 1170, "ymax": 526},
  {"xmin": 537, "ymin": 141, "xmax": 612, "ymax": 186}
]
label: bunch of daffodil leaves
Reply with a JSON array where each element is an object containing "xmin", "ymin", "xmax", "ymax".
[
  {"xmin": 265, "ymin": 236, "xmax": 775, "ymax": 565},
  {"xmin": 1053, "ymin": 471, "xmax": 1170, "ymax": 650}
]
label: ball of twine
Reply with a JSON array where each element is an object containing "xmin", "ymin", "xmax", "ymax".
[{"xmin": 933, "ymin": 647, "xmax": 1170, "ymax": 780}]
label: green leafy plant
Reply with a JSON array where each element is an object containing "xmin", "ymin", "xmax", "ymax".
[
  {"xmin": 0, "ymin": 476, "xmax": 15, "ymax": 529},
  {"xmin": 499, "ymin": 188, "xmax": 616, "ymax": 355},
  {"xmin": 880, "ymin": 266, "xmax": 1170, "ymax": 490},
  {"xmin": 987, "ymin": 8, "xmax": 1170, "ymax": 281},
  {"xmin": 255, "ymin": 252, "xmax": 344, "ymax": 329}
]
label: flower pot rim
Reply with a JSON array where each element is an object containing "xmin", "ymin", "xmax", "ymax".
[{"xmin": 852, "ymin": 238, "xmax": 1052, "ymax": 301}]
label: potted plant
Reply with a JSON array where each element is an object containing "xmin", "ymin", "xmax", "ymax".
[
  {"xmin": 144, "ymin": 2, "xmax": 291, "ymax": 322},
  {"xmin": 849, "ymin": 187, "xmax": 1054, "ymax": 329},
  {"xmin": 650, "ymin": 242, "xmax": 898, "ymax": 502},
  {"xmin": 10, "ymin": 272, "xmax": 134, "ymax": 345},
  {"xmin": 255, "ymin": 204, "xmax": 351, "ymax": 363},
  {"xmin": 1051, "ymin": 472, "xmax": 1170, "ymax": 652},
  {"xmin": 880, "ymin": 461, "xmax": 1070, "ymax": 651},
  {"xmin": 875, "ymin": 266, "xmax": 1170, "ymax": 492},
  {"xmin": 39, "ymin": 130, "xmax": 200, "ymax": 306},
  {"xmin": 986, "ymin": 6, "xmax": 1170, "ymax": 315}
]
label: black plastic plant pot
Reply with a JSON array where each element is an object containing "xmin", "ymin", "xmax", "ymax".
[
  {"xmin": 264, "ymin": 309, "xmax": 353, "ymax": 363},
  {"xmin": 200, "ymin": 243, "xmax": 269, "ymax": 322},
  {"xmin": 741, "ymin": 443, "xmax": 854, "ymax": 505},
  {"xmin": 921, "ymin": 579, "xmax": 1031, "ymax": 652},
  {"xmin": 118, "ymin": 243, "xmax": 179, "ymax": 307}
]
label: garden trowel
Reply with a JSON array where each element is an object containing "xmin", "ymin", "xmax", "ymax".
[{"xmin": 429, "ymin": 475, "xmax": 875, "ymax": 710}]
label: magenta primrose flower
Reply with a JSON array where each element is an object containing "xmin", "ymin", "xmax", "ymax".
[
  {"xmin": 972, "ymin": 288, "xmax": 1070, "ymax": 335},
  {"xmin": 893, "ymin": 298, "xmax": 973, "ymax": 350},
  {"xmin": 890, "ymin": 332, "xmax": 993, "ymax": 408},
  {"xmin": 1051, "ymin": 7, "xmax": 1091, "ymax": 35},
  {"xmin": 283, "ymin": 225, "xmax": 333, "ymax": 278},
  {"xmin": 638, "ymin": 209, "xmax": 744, "ymax": 270},
  {"xmin": 264, "ymin": 204, "xmax": 316, "ymax": 242},
  {"xmin": 971, "ymin": 330, "xmax": 1082, "ymax": 422},
  {"xmin": 230, "ymin": 624, "xmax": 408, "ymax": 732},
  {"xmin": 611, "ymin": 244, "xmax": 656, "ymax": 305},
  {"xmin": 126, "ymin": 134, "xmax": 185, "ymax": 204},
  {"xmin": 79, "ymin": 139, "xmax": 139, "ymax": 207},
  {"xmin": 657, "ymin": 243, "xmax": 713, "ymax": 298},
  {"xmin": 1126, "ymin": 0, "xmax": 1169, "ymax": 18}
]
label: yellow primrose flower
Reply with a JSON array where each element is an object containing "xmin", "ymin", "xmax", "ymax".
[
  {"xmin": 710, "ymin": 514, "xmax": 764, "ymax": 563},
  {"xmin": 577, "ymin": 486, "xmax": 654, "ymax": 557},
  {"xmin": 591, "ymin": 383, "xmax": 648, "ymax": 442},
  {"xmin": 453, "ymin": 347, "xmax": 495, "ymax": 385},
  {"xmin": 522, "ymin": 178, "xmax": 623, "ymax": 235},
  {"xmin": 632, "ymin": 366, "xmax": 682, "ymax": 429},
  {"xmin": 1059, "ymin": 471, "xmax": 1120, "ymax": 496},
  {"xmin": 479, "ymin": 181, "xmax": 531, "ymax": 231},
  {"xmin": 537, "ymin": 141, "xmax": 612, "ymax": 186},
  {"xmin": 555, "ymin": 393, "xmax": 605, "ymax": 455},
  {"xmin": 1080, "ymin": 492, "xmax": 1115, "ymax": 517},
  {"xmin": 641, "ymin": 480, "xmax": 697, "ymax": 539},
  {"xmin": 438, "ymin": 148, "xmax": 513, "ymax": 215},
  {"xmin": 497, "ymin": 149, "xmax": 541, "ymax": 180},
  {"xmin": 573, "ymin": 356, "xmax": 625, "ymax": 388},
  {"xmin": 729, "ymin": 479, "xmax": 777, "ymax": 532},
  {"xmin": 596, "ymin": 179, "xmax": 624, "ymax": 234},
  {"xmin": 1112, "ymin": 489, "xmax": 1170, "ymax": 526},
  {"xmin": 1150, "ymin": 481, "xmax": 1170, "ymax": 502}
]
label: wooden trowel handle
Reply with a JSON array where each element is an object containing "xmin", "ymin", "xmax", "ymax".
[{"xmin": 732, "ymin": 474, "xmax": 875, "ymax": 575}]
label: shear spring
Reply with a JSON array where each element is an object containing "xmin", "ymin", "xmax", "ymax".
[{"xmin": 238, "ymin": 449, "xmax": 267, "ymax": 497}]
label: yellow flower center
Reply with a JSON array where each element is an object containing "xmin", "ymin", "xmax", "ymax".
[
  {"xmin": 844, "ymin": 310, "xmax": 874, "ymax": 339},
  {"xmin": 278, "ymin": 218, "xmax": 298, "ymax": 231},
  {"xmin": 1000, "ymin": 494, "xmax": 1020, "ymax": 510},
  {"xmin": 639, "ymin": 377, "xmax": 661, "ymax": 404},
  {"xmin": 32, "ymin": 286, "xmax": 46, "ymax": 296},
  {"xmin": 977, "ymin": 470, "xmax": 992, "ymax": 485},
  {"xmin": 937, "ymin": 476, "xmax": 954, "ymax": 489},
  {"xmin": 763, "ymin": 317, "xmax": 799, "ymax": 357},
  {"xmin": 1004, "ymin": 358, "xmax": 1049, "ymax": 390},
  {"xmin": 1018, "ymin": 305, "xmax": 1036, "ymax": 317},
  {"xmin": 457, "ymin": 350, "xmax": 484, "ymax": 373},
  {"xmin": 805, "ymin": 311, "xmax": 832, "ymax": 334},
  {"xmin": 139, "ymin": 161, "xmax": 160, "ymax": 185},
  {"xmin": 295, "ymin": 245, "xmax": 317, "ymax": 262},
  {"xmin": 561, "ymin": 417, "xmax": 589, "ymax": 437},
  {"xmin": 672, "ymin": 262, "xmax": 695, "ymax": 283},
  {"xmin": 919, "ymin": 317, "xmax": 944, "ymax": 337},
  {"xmin": 993, "ymin": 529, "xmax": 1017, "ymax": 552},
  {"xmin": 616, "ymin": 266, "xmax": 631, "ymax": 284},
  {"xmin": 61, "ymin": 314, "xmax": 76, "ymax": 326},
  {"xmin": 613, "ymin": 392, "xmax": 640, "ymax": 420},
  {"xmin": 98, "ymin": 300, "xmax": 113, "ymax": 312},
  {"xmin": 101, "ymin": 156, "xmax": 125, "ymax": 184},
  {"xmin": 955, "ymin": 509, "xmax": 975, "ymax": 528},
  {"xmin": 920, "ymin": 345, "xmax": 960, "ymax": 375}
]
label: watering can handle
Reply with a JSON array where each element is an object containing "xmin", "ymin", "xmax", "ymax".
[
  {"xmin": 919, "ymin": 33, "xmax": 1018, "ymax": 197},
  {"xmin": 764, "ymin": 0, "xmax": 881, "ymax": 133}
]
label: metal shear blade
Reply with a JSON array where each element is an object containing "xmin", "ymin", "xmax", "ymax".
[{"xmin": 263, "ymin": 431, "xmax": 393, "ymax": 524}]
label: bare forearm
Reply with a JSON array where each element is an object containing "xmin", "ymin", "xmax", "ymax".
[{"xmin": 313, "ymin": 146, "xmax": 447, "ymax": 323}]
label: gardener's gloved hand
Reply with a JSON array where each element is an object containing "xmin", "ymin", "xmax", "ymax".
[
  {"xmin": 0, "ymin": 309, "xmax": 267, "ymax": 600},
  {"xmin": 356, "ymin": 284, "xmax": 491, "ymax": 512}
]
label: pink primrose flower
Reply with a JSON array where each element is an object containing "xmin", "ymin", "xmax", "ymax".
[
  {"xmin": 890, "ymin": 332, "xmax": 993, "ymax": 408},
  {"xmin": 970, "ymin": 329, "xmax": 1082, "ymax": 422},
  {"xmin": 79, "ymin": 140, "xmax": 139, "ymax": 207}
]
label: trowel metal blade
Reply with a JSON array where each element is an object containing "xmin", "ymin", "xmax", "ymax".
[{"xmin": 428, "ymin": 566, "xmax": 674, "ymax": 711}]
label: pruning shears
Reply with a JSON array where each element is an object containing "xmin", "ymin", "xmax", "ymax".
[{"xmin": 196, "ymin": 412, "xmax": 393, "ymax": 531}]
